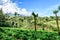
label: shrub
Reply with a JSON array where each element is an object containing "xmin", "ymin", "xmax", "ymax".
[{"xmin": 0, "ymin": 28, "xmax": 60, "ymax": 40}]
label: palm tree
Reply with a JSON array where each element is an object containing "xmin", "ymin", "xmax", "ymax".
[
  {"xmin": 58, "ymin": 6, "xmax": 60, "ymax": 10},
  {"xmin": 53, "ymin": 10, "xmax": 59, "ymax": 35},
  {"xmin": 32, "ymin": 12, "xmax": 38, "ymax": 40},
  {"xmin": 58, "ymin": 6, "xmax": 60, "ymax": 35},
  {"xmin": 32, "ymin": 12, "xmax": 38, "ymax": 32}
]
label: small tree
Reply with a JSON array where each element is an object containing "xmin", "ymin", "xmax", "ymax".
[
  {"xmin": 53, "ymin": 10, "xmax": 59, "ymax": 35},
  {"xmin": 14, "ymin": 12, "xmax": 17, "ymax": 27},
  {"xmin": 0, "ymin": 9, "xmax": 5, "ymax": 26},
  {"xmin": 14, "ymin": 12, "xmax": 17, "ymax": 17},
  {"xmin": 58, "ymin": 6, "xmax": 60, "ymax": 35},
  {"xmin": 14, "ymin": 12, "xmax": 17, "ymax": 21},
  {"xmin": 32, "ymin": 12, "xmax": 38, "ymax": 32},
  {"xmin": 32, "ymin": 12, "xmax": 38, "ymax": 40}
]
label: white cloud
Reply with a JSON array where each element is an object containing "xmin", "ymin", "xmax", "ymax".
[
  {"xmin": 0, "ymin": 0, "xmax": 59, "ymax": 16},
  {"xmin": 2, "ymin": 3, "xmax": 17, "ymax": 14},
  {"xmin": 20, "ymin": 8, "xmax": 31, "ymax": 16},
  {"xmin": 0, "ymin": 0, "xmax": 10, "ymax": 5},
  {"xmin": 0, "ymin": 0, "xmax": 31, "ymax": 16}
]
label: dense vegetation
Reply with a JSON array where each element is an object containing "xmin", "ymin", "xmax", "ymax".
[
  {"xmin": 0, "ymin": 9, "xmax": 60, "ymax": 31},
  {"xmin": 0, "ymin": 27, "xmax": 60, "ymax": 40},
  {"xmin": 0, "ymin": 6, "xmax": 60, "ymax": 40}
]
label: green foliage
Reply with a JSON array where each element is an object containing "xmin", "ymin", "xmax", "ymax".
[
  {"xmin": 14, "ymin": 12, "xmax": 17, "ymax": 17},
  {"xmin": 0, "ymin": 28, "xmax": 60, "ymax": 40},
  {"xmin": 53, "ymin": 10, "xmax": 58, "ymax": 14},
  {"xmin": 0, "ymin": 9, "xmax": 11, "ymax": 27},
  {"xmin": 58, "ymin": 6, "xmax": 60, "ymax": 10}
]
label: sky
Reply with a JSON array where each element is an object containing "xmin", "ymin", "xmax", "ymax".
[{"xmin": 0, "ymin": 0, "xmax": 60, "ymax": 16}]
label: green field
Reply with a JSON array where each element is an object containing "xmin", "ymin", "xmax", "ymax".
[{"xmin": 0, "ymin": 27, "xmax": 60, "ymax": 40}]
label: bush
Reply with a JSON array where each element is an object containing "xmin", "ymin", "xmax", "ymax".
[{"xmin": 0, "ymin": 28, "xmax": 60, "ymax": 40}]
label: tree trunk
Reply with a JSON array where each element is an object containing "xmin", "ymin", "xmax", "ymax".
[
  {"xmin": 55, "ymin": 14, "xmax": 60, "ymax": 35},
  {"xmin": 34, "ymin": 17, "xmax": 37, "ymax": 32},
  {"xmin": 34, "ymin": 17, "xmax": 37, "ymax": 40}
]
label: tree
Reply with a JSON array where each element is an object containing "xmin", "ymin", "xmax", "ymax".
[
  {"xmin": 32, "ymin": 12, "xmax": 38, "ymax": 40},
  {"xmin": 14, "ymin": 12, "xmax": 17, "ymax": 17},
  {"xmin": 14, "ymin": 12, "xmax": 18, "ymax": 27},
  {"xmin": 0, "ymin": 9, "xmax": 5, "ymax": 26},
  {"xmin": 58, "ymin": 6, "xmax": 60, "ymax": 10},
  {"xmin": 58, "ymin": 6, "xmax": 60, "ymax": 19},
  {"xmin": 58, "ymin": 6, "xmax": 60, "ymax": 35},
  {"xmin": 32, "ymin": 12, "xmax": 38, "ymax": 32},
  {"xmin": 0, "ymin": 9, "xmax": 10, "ymax": 27},
  {"xmin": 53, "ymin": 10, "xmax": 59, "ymax": 35}
]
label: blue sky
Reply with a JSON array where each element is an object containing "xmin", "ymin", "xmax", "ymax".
[
  {"xmin": 11, "ymin": 0, "xmax": 60, "ymax": 16},
  {"xmin": 0, "ymin": 0, "xmax": 60, "ymax": 16},
  {"xmin": 12, "ymin": 0, "xmax": 60, "ymax": 8}
]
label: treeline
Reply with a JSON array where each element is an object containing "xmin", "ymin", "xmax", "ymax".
[
  {"xmin": 0, "ymin": 9, "xmax": 60, "ymax": 27},
  {"xmin": 0, "ymin": 8, "xmax": 60, "ymax": 28}
]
